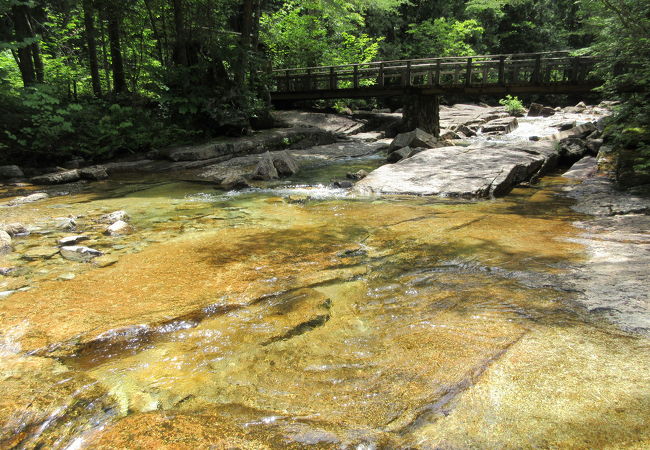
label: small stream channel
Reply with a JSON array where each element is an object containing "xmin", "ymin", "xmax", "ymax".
[{"xmin": 1, "ymin": 113, "xmax": 649, "ymax": 448}]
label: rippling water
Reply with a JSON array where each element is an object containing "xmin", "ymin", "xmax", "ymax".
[{"xmin": 1, "ymin": 121, "xmax": 649, "ymax": 448}]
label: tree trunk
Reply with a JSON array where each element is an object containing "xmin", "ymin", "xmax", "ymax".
[
  {"xmin": 236, "ymin": 0, "xmax": 255, "ymax": 87},
  {"xmin": 143, "ymin": 0, "xmax": 165, "ymax": 65},
  {"xmin": 12, "ymin": 5, "xmax": 36, "ymax": 87},
  {"xmin": 83, "ymin": 0, "xmax": 102, "ymax": 96},
  {"xmin": 24, "ymin": 14, "xmax": 44, "ymax": 83},
  {"xmin": 105, "ymin": 5, "xmax": 127, "ymax": 93},
  {"xmin": 99, "ymin": 9, "xmax": 112, "ymax": 93},
  {"xmin": 171, "ymin": 0, "xmax": 188, "ymax": 66}
]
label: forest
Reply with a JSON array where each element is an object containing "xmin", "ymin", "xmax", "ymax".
[{"xmin": 0, "ymin": 0, "xmax": 649, "ymax": 185}]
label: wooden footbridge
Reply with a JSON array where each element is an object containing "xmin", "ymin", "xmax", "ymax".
[
  {"xmin": 269, "ymin": 51, "xmax": 603, "ymax": 136},
  {"xmin": 270, "ymin": 51, "xmax": 600, "ymax": 101}
]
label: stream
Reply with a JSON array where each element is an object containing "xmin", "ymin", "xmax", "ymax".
[{"xmin": 1, "ymin": 112, "xmax": 649, "ymax": 449}]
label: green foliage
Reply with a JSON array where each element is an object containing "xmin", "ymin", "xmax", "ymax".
[
  {"xmin": 499, "ymin": 95, "xmax": 525, "ymax": 116},
  {"xmin": 261, "ymin": 0, "xmax": 384, "ymax": 69},
  {"xmin": 583, "ymin": 0, "xmax": 650, "ymax": 186},
  {"xmin": 405, "ymin": 18, "xmax": 484, "ymax": 58},
  {"xmin": 0, "ymin": 85, "xmax": 196, "ymax": 165}
]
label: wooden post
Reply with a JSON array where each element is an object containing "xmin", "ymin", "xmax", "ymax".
[
  {"xmin": 285, "ymin": 69, "xmax": 290, "ymax": 92},
  {"xmin": 329, "ymin": 66, "xmax": 336, "ymax": 90},
  {"xmin": 533, "ymin": 54, "xmax": 541, "ymax": 84},
  {"xmin": 570, "ymin": 57, "xmax": 579, "ymax": 83},
  {"xmin": 481, "ymin": 63, "xmax": 488, "ymax": 85},
  {"xmin": 401, "ymin": 94, "xmax": 440, "ymax": 137},
  {"xmin": 379, "ymin": 62, "xmax": 385, "ymax": 87},
  {"xmin": 498, "ymin": 55, "xmax": 506, "ymax": 85},
  {"xmin": 353, "ymin": 64, "xmax": 359, "ymax": 89},
  {"xmin": 465, "ymin": 57, "xmax": 473, "ymax": 86},
  {"xmin": 306, "ymin": 68, "xmax": 312, "ymax": 90},
  {"xmin": 434, "ymin": 60, "xmax": 441, "ymax": 86},
  {"xmin": 403, "ymin": 60, "xmax": 412, "ymax": 87}
]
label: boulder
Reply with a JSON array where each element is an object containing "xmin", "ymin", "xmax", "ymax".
[
  {"xmin": 0, "ymin": 165, "xmax": 24, "ymax": 179},
  {"xmin": 220, "ymin": 174, "xmax": 251, "ymax": 190},
  {"xmin": 31, "ymin": 169, "xmax": 81, "ymax": 185},
  {"xmin": 80, "ymin": 166, "xmax": 109, "ymax": 181},
  {"xmin": 456, "ymin": 124, "xmax": 476, "ymax": 138},
  {"xmin": 554, "ymin": 120, "xmax": 576, "ymax": 131},
  {"xmin": 60, "ymin": 245, "xmax": 103, "ymax": 262},
  {"xmin": 586, "ymin": 138, "xmax": 604, "ymax": 155},
  {"xmin": 387, "ymin": 147, "xmax": 414, "ymax": 163},
  {"xmin": 346, "ymin": 170, "xmax": 369, "ymax": 181},
  {"xmin": 354, "ymin": 141, "xmax": 556, "ymax": 198},
  {"xmin": 541, "ymin": 107, "xmax": 556, "ymax": 117},
  {"xmin": 559, "ymin": 137, "xmax": 588, "ymax": 163},
  {"xmin": 272, "ymin": 151, "xmax": 299, "ymax": 176},
  {"xmin": 105, "ymin": 220, "xmax": 132, "ymax": 236},
  {"xmin": 562, "ymin": 156, "xmax": 598, "ymax": 179},
  {"xmin": 252, "ymin": 152, "xmax": 279, "ymax": 180},
  {"xmin": 99, "ymin": 210, "xmax": 129, "ymax": 224},
  {"xmin": 527, "ymin": 103, "xmax": 544, "ymax": 117},
  {"xmin": 0, "ymin": 231, "xmax": 12, "ymax": 255},
  {"xmin": 7, "ymin": 192, "xmax": 49, "ymax": 206},
  {"xmin": 440, "ymin": 130, "xmax": 462, "ymax": 140},
  {"xmin": 332, "ymin": 180, "xmax": 354, "ymax": 189},
  {"xmin": 481, "ymin": 117, "xmax": 518, "ymax": 135},
  {"xmin": 58, "ymin": 235, "xmax": 89, "ymax": 246},
  {"xmin": 389, "ymin": 128, "xmax": 438, "ymax": 151},
  {"xmin": 0, "ymin": 223, "xmax": 28, "ymax": 237},
  {"xmin": 541, "ymin": 122, "xmax": 597, "ymax": 141}
]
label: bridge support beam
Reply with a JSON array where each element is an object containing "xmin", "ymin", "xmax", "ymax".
[{"xmin": 401, "ymin": 94, "xmax": 440, "ymax": 137}]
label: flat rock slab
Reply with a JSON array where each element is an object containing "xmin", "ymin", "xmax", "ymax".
[
  {"xmin": 354, "ymin": 141, "xmax": 556, "ymax": 198},
  {"xmin": 160, "ymin": 128, "xmax": 335, "ymax": 162},
  {"xmin": 273, "ymin": 111, "xmax": 365, "ymax": 135}
]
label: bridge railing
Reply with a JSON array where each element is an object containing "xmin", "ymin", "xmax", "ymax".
[{"xmin": 270, "ymin": 51, "xmax": 598, "ymax": 93}]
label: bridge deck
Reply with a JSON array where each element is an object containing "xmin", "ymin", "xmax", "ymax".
[{"xmin": 270, "ymin": 51, "xmax": 599, "ymax": 101}]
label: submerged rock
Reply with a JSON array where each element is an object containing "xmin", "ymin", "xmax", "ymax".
[
  {"xmin": 105, "ymin": 220, "xmax": 133, "ymax": 236},
  {"xmin": 60, "ymin": 245, "xmax": 103, "ymax": 262},
  {"xmin": 0, "ymin": 223, "xmax": 28, "ymax": 237},
  {"xmin": 21, "ymin": 247, "xmax": 60, "ymax": 261},
  {"xmin": 58, "ymin": 235, "xmax": 90, "ymax": 246},
  {"xmin": 0, "ymin": 231, "xmax": 12, "ymax": 255},
  {"xmin": 99, "ymin": 210, "xmax": 129, "ymax": 224},
  {"xmin": 7, "ymin": 192, "xmax": 49, "ymax": 206},
  {"xmin": 54, "ymin": 217, "xmax": 77, "ymax": 231}
]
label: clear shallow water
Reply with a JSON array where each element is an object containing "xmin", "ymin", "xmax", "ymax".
[{"xmin": 1, "ymin": 144, "xmax": 649, "ymax": 448}]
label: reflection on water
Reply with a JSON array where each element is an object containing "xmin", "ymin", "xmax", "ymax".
[{"xmin": 1, "ymin": 160, "xmax": 649, "ymax": 448}]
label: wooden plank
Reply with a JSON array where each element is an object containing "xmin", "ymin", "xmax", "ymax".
[
  {"xmin": 353, "ymin": 65, "xmax": 359, "ymax": 89},
  {"xmin": 379, "ymin": 62, "xmax": 385, "ymax": 87},
  {"xmin": 329, "ymin": 67, "xmax": 336, "ymax": 90}
]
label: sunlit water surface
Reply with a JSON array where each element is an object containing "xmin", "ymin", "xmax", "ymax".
[{"xmin": 1, "ymin": 128, "xmax": 649, "ymax": 449}]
